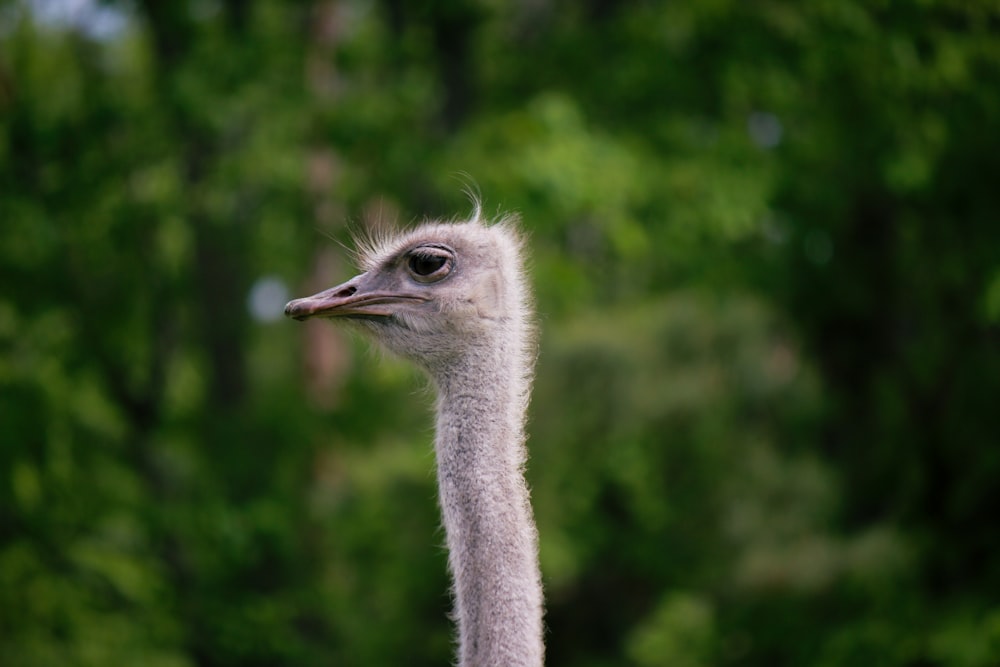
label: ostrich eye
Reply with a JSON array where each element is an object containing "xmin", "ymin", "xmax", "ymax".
[{"xmin": 407, "ymin": 247, "xmax": 453, "ymax": 282}]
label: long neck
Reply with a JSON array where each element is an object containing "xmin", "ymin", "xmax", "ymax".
[{"xmin": 432, "ymin": 334, "xmax": 544, "ymax": 667}]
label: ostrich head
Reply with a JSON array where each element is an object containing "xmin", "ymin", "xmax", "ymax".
[{"xmin": 284, "ymin": 215, "xmax": 529, "ymax": 371}]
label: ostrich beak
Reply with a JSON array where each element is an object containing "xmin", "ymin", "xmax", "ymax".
[{"xmin": 284, "ymin": 274, "xmax": 426, "ymax": 321}]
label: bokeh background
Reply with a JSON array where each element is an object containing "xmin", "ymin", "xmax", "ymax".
[{"xmin": 3, "ymin": 0, "xmax": 1000, "ymax": 665}]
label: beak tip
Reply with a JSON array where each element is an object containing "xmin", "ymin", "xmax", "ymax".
[{"xmin": 284, "ymin": 300, "xmax": 306, "ymax": 320}]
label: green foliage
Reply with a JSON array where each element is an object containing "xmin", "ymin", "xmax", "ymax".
[{"xmin": 2, "ymin": 0, "xmax": 999, "ymax": 665}]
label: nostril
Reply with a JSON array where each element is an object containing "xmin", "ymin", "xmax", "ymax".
[{"xmin": 336, "ymin": 285, "xmax": 357, "ymax": 298}]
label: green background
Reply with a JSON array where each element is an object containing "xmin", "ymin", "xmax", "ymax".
[{"xmin": 2, "ymin": 1, "xmax": 1000, "ymax": 665}]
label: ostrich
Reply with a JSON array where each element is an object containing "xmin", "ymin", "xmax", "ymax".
[{"xmin": 285, "ymin": 208, "xmax": 544, "ymax": 667}]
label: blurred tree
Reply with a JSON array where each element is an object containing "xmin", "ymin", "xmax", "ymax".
[{"xmin": 1, "ymin": 0, "xmax": 999, "ymax": 666}]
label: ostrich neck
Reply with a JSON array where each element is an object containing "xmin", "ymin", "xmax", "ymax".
[{"xmin": 432, "ymin": 336, "xmax": 544, "ymax": 667}]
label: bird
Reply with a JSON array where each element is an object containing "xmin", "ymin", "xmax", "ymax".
[{"xmin": 285, "ymin": 206, "xmax": 544, "ymax": 667}]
